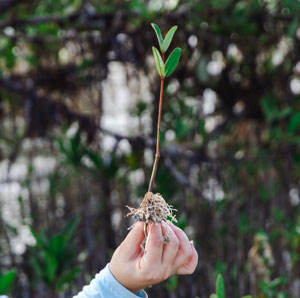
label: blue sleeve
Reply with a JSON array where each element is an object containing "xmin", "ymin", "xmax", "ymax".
[{"xmin": 73, "ymin": 263, "xmax": 148, "ymax": 298}]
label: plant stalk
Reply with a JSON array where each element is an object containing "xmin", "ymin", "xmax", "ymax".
[{"xmin": 148, "ymin": 75, "xmax": 165, "ymax": 192}]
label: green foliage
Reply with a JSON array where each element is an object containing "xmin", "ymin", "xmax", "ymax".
[
  {"xmin": 152, "ymin": 46, "xmax": 165, "ymax": 77},
  {"xmin": 56, "ymin": 130, "xmax": 120, "ymax": 179},
  {"xmin": 85, "ymin": 148, "xmax": 120, "ymax": 179},
  {"xmin": 216, "ymin": 274, "xmax": 225, "ymax": 298},
  {"xmin": 165, "ymin": 48, "xmax": 181, "ymax": 77},
  {"xmin": 56, "ymin": 266, "xmax": 81, "ymax": 290},
  {"xmin": 28, "ymin": 217, "xmax": 81, "ymax": 292},
  {"xmin": 238, "ymin": 212, "xmax": 252, "ymax": 235},
  {"xmin": 164, "ymin": 275, "xmax": 178, "ymax": 291},
  {"xmin": 151, "ymin": 23, "xmax": 178, "ymax": 53},
  {"xmin": 0, "ymin": 38, "xmax": 16, "ymax": 70},
  {"xmin": 260, "ymin": 95, "xmax": 300, "ymax": 148},
  {"xmin": 1, "ymin": 0, "xmax": 300, "ymax": 297},
  {"xmin": 0, "ymin": 270, "xmax": 16, "ymax": 295},
  {"xmin": 288, "ymin": 112, "xmax": 300, "ymax": 135},
  {"xmin": 259, "ymin": 276, "xmax": 288, "ymax": 298},
  {"xmin": 210, "ymin": 274, "xmax": 251, "ymax": 298},
  {"xmin": 261, "ymin": 96, "xmax": 291, "ymax": 123},
  {"xmin": 56, "ymin": 130, "xmax": 86, "ymax": 167},
  {"xmin": 161, "ymin": 26, "xmax": 178, "ymax": 53},
  {"xmin": 32, "ymin": 0, "xmax": 81, "ymax": 15},
  {"xmin": 151, "ymin": 23, "xmax": 181, "ymax": 78},
  {"xmin": 151, "ymin": 23, "xmax": 164, "ymax": 49}
]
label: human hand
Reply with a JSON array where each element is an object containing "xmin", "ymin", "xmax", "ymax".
[{"xmin": 109, "ymin": 221, "xmax": 198, "ymax": 293}]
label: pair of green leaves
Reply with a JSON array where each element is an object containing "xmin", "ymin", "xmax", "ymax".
[
  {"xmin": 151, "ymin": 23, "xmax": 181, "ymax": 78},
  {"xmin": 151, "ymin": 23, "xmax": 178, "ymax": 53}
]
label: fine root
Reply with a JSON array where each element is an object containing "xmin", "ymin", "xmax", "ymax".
[{"xmin": 126, "ymin": 192, "xmax": 177, "ymax": 224}]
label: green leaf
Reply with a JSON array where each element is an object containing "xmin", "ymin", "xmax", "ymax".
[
  {"xmin": 210, "ymin": 295, "xmax": 219, "ymax": 298},
  {"xmin": 151, "ymin": 23, "xmax": 163, "ymax": 49},
  {"xmin": 56, "ymin": 266, "xmax": 81, "ymax": 290},
  {"xmin": 161, "ymin": 25, "xmax": 178, "ymax": 53},
  {"xmin": 62, "ymin": 217, "xmax": 80, "ymax": 245},
  {"xmin": 216, "ymin": 274, "xmax": 225, "ymax": 298},
  {"xmin": 165, "ymin": 47, "xmax": 181, "ymax": 77},
  {"xmin": 0, "ymin": 270, "xmax": 16, "ymax": 294},
  {"xmin": 30, "ymin": 256, "xmax": 44, "ymax": 279},
  {"xmin": 241, "ymin": 296, "xmax": 252, "ymax": 298},
  {"xmin": 152, "ymin": 46, "xmax": 165, "ymax": 77},
  {"xmin": 48, "ymin": 234, "xmax": 66, "ymax": 261},
  {"xmin": 86, "ymin": 149, "xmax": 103, "ymax": 172},
  {"xmin": 4, "ymin": 40, "xmax": 16, "ymax": 69},
  {"xmin": 260, "ymin": 96, "xmax": 291, "ymax": 123},
  {"xmin": 288, "ymin": 18, "xmax": 298, "ymax": 37},
  {"xmin": 29, "ymin": 226, "xmax": 48, "ymax": 249},
  {"xmin": 45, "ymin": 253, "xmax": 58, "ymax": 283},
  {"xmin": 175, "ymin": 117, "xmax": 191, "ymax": 140},
  {"xmin": 288, "ymin": 112, "xmax": 300, "ymax": 134}
]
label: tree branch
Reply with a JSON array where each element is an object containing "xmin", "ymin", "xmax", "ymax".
[
  {"xmin": 0, "ymin": 0, "xmax": 24, "ymax": 14},
  {"xmin": 0, "ymin": 77, "xmax": 97, "ymax": 142}
]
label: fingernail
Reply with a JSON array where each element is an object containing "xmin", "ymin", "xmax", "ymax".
[{"xmin": 167, "ymin": 220, "xmax": 175, "ymax": 227}]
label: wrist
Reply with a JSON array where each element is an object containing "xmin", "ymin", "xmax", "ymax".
[{"xmin": 109, "ymin": 263, "xmax": 143, "ymax": 294}]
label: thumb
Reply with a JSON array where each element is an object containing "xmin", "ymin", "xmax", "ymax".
[{"xmin": 120, "ymin": 221, "xmax": 145, "ymax": 256}]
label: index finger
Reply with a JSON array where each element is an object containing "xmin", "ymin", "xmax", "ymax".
[
  {"xmin": 119, "ymin": 221, "xmax": 146, "ymax": 256},
  {"xmin": 141, "ymin": 223, "xmax": 163, "ymax": 267}
]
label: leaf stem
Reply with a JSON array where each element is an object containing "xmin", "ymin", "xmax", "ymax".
[{"xmin": 148, "ymin": 67, "xmax": 165, "ymax": 192}]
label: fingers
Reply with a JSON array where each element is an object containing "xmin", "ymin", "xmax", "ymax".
[
  {"xmin": 167, "ymin": 221, "xmax": 193, "ymax": 269},
  {"xmin": 141, "ymin": 223, "xmax": 163, "ymax": 266},
  {"xmin": 138, "ymin": 221, "xmax": 198, "ymax": 281},
  {"xmin": 161, "ymin": 222, "xmax": 179, "ymax": 266},
  {"xmin": 120, "ymin": 221, "xmax": 145, "ymax": 257},
  {"xmin": 167, "ymin": 221, "xmax": 198, "ymax": 275},
  {"xmin": 176, "ymin": 241, "xmax": 198, "ymax": 275}
]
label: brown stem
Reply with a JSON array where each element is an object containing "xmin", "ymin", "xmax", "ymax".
[{"xmin": 148, "ymin": 76, "xmax": 165, "ymax": 192}]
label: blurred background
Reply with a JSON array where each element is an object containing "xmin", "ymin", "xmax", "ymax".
[{"xmin": 0, "ymin": 0, "xmax": 300, "ymax": 297}]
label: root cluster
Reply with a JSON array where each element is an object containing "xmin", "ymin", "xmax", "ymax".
[{"xmin": 126, "ymin": 192, "xmax": 177, "ymax": 223}]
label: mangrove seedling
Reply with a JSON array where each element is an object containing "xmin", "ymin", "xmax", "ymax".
[{"xmin": 126, "ymin": 23, "xmax": 181, "ymax": 240}]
